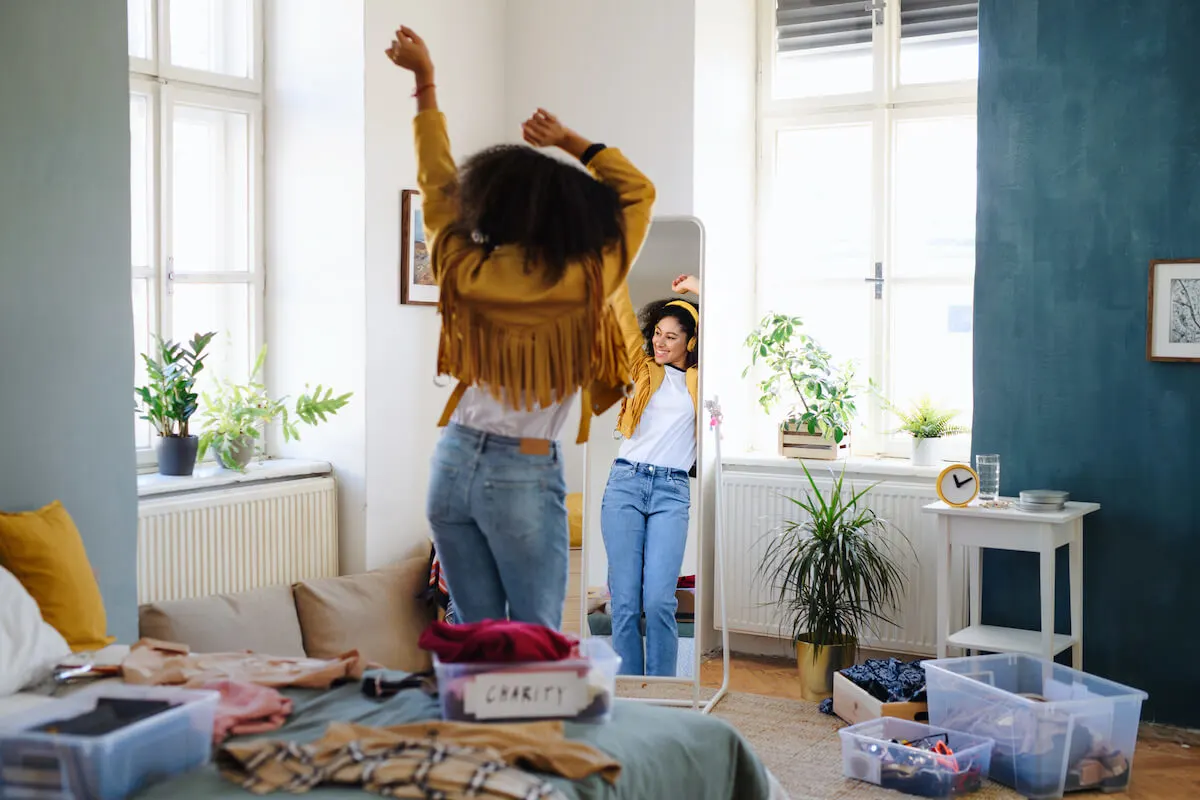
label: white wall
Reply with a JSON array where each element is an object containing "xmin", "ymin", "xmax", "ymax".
[
  {"xmin": 362, "ymin": 0, "xmax": 509, "ymax": 568},
  {"xmin": 265, "ymin": 0, "xmax": 370, "ymax": 573},
  {"xmin": 691, "ymin": 0, "xmax": 758, "ymax": 652},
  {"xmin": 503, "ymin": 0, "xmax": 696, "ymax": 217}
]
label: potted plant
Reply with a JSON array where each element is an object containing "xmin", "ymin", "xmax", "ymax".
[
  {"xmin": 196, "ymin": 345, "xmax": 352, "ymax": 471},
  {"xmin": 744, "ymin": 312, "xmax": 864, "ymax": 460},
  {"xmin": 758, "ymin": 463, "xmax": 911, "ymax": 701},
  {"xmin": 135, "ymin": 332, "xmax": 216, "ymax": 476},
  {"xmin": 888, "ymin": 396, "xmax": 969, "ymax": 467}
]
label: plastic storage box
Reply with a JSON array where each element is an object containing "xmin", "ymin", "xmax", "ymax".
[
  {"xmin": 435, "ymin": 638, "xmax": 619, "ymax": 724},
  {"xmin": 923, "ymin": 654, "xmax": 1148, "ymax": 799},
  {"xmin": 839, "ymin": 717, "xmax": 995, "ymax": 797},
  {"xmin": 0, "ymin": 683, "xmax": 218, "ymax": 800}
]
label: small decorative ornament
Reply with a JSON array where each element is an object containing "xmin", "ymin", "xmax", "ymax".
[{"xmin": 935, "ymin": 463, "xmax": 980, "ymax": 508}]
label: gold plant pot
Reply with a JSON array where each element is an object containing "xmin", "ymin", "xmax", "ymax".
[{"xmin": 795, "ymin": 634, "xmax": 857, "ymax": 702}]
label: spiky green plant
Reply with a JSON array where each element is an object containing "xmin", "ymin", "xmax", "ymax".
[
  {"xmin": 758, "ymin": 462, "xmax": 912, "ymax": 660},
  {"xmin": 889, "ymin": 396, "xmax": 969, "ymax": 440},
  {"xmin": 196, "ymin": 345, "xmax": 352, "ymax": 470}
]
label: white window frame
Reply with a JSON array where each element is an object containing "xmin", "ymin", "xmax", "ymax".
[
  {"xmin": 130, "ymin": 0, "xmax": 265, "ymax": 469},
  {"xmin": 755, "ymin": 0, "xmax": 977, "ymax": 459}
]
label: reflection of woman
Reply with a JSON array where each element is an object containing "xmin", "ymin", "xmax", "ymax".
[
  {"xmin": 601, "ymin": 275, "xmax": 700, "ymax": 676},
  {"xmin": 386, "ymin": 27, "xmax": 655, "ymax": 628}
]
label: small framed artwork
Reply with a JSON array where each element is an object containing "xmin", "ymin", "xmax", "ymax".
[
  {"xmin": 1148, "ymin": 259, "xmax": 1200, "ymax": 362},
  {"xmin": 400, "ymin": 189, "xmax": 436, "ymax": 306}
]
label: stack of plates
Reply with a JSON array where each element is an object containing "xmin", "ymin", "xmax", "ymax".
[{"xmin": 1019, "ymin": 490, "xmax": 1069, "ymax": 512}]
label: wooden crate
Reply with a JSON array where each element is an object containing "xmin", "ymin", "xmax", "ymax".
[
  {"xmin": 832, "ymin": 672, "xmax": 929, "ymax": 726},
  {"xmin": 778, "ymin": 428, "xmax": 850, "ymax": 461}
]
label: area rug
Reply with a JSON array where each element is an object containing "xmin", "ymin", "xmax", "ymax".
[{"xmin": 615, "ymin": 680, "xmax": 1022, "ymax": 799}]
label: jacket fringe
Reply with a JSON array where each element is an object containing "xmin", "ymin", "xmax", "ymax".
[{"xmin": 436, "ymin": 259, "xmax": 631, "ymax": 412}]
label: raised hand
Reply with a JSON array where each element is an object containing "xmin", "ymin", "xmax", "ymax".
[
  {"xmin": 521, "ymin": 109, "xmax": 570, "ymax": 149},
  {"xmin": 385, "ymin": 26, "xmax": 433, "ymax": 81},
  {"xmin": 672, "ymin": 274, "xmax": 700, "ymax": 295}
]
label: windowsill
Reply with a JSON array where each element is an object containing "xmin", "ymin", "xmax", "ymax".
[
  {"xmin": 137, "ymin": 458, "xmax": 332, "ymax": 499},
  {"xmin": 722, "ymin": 451, "xmax": 944, "ymax": 481}
]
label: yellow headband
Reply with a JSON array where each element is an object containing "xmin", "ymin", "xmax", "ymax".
[{"xmin": 666, "ymin": 300, "xmax": 699, "ymax": 325}]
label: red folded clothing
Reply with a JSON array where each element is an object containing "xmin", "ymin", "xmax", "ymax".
[
  {"xmin": 202, "ymin": 679, "xmax": 293, "ymax": 744},
  {"xmin": 419, "ymin": 619, "xmax": 577, "ymax": 664},
  {"xmin": 677, "ymin": 575, "xmax": 695, "ymax": 589}
]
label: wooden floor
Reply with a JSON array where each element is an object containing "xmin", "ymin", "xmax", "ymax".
[{"xmin": 700, "ymin": 654, "xmax": 1200, "ymax": 800}]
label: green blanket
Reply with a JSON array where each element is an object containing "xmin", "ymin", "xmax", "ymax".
[{"xmin": 135, "ymin": 675, "xmax": 770, "ymax": 799}]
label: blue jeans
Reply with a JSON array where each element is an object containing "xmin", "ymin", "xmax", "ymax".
[
  {"xmin": 426, "ymin": 424, "xmax": 569, "ymax": 628},
  {"xmin": 600, "ymin": 458, "xmax": 690, "ymax": 676}
]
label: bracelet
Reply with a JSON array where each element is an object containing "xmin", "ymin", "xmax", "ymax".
[{"xmin": 412, "ymin": 83, "xmax": 436, "ymax": 98}]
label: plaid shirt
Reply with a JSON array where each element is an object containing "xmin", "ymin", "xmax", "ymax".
[{"xmin": 220, "ymin": 734, "xmax": 564, "ymax": 800}]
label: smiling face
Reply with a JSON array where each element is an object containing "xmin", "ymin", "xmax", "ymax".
[{"xmin": 652, "ymin": 315, "xmax": 689, "ymax": 369}]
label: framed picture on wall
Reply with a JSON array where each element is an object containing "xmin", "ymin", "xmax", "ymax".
[
  {"xmin": 400, "ymin": 189, "xmax": 437, "ymax": 306},
  {"xmin": 1148, "ymin": 259, "xmax": 1200, "ymax": 361}
]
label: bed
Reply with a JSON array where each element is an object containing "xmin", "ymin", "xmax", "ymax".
[{"xmin": 131, "ymin": 673, "xmax": 774, "ymax": 799}]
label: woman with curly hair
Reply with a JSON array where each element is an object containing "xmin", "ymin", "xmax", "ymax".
[
  {"xmin": 601, "ymin": 274, "xmax": 700, "ymax": 676},
  {"xmin": 386, "ymin": 27, "xmax": 654, "ymax": 629}
]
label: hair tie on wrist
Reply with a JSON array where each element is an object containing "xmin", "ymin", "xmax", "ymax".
[{"xmin": 412, "ymin": 83, "xmax": 436, "ymax": 98}]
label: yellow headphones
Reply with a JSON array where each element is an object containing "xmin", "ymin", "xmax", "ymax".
[{"xmin": 666, "ymin": 300, "xmax": 699, "ymax": 353}]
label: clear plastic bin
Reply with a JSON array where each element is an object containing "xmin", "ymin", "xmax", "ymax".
[
  {"xmin": 435, "ymin": 638, "xmax": 619, "ymax": 724},
  {"xmin": 923, "ymin": 654, "xmax": 1148, "ymax": 799},
  {"xmin": 0, "ymin": 683, "xmax": 218, "ymax": 800},
  {"xmin": 839, "ymin": 717, "xmax": 995, "ymax": 797}
]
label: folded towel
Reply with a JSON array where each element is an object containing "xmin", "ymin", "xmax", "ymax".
[{"xmin": 203, "ymin": 679, "xmax": 293, "ymax": 743}]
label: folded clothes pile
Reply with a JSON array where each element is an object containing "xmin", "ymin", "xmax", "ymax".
[
  {"xmin": 419, "ymin": 619, "xmax": 578, "ymax": 664},
  {"xmin": 419, "ymin": 620, "xmax": 612, "ymax": 723},
  {"xmin": 819, "ymin": 657, "xmax": 928, "ymax": 716}
]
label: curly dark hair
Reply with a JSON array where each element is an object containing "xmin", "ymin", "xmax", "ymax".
[
  {"xmin": 443, "ymin": 145, "xmax": 627, "ymax": 286},
  {"xmin": 639, "ymin": 298, "xmax": 700, "ymax": 369}
]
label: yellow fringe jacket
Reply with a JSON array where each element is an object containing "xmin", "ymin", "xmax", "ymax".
[{"xmin": 413, "ymin": 110, "xmax": 655, "ymax": 444}]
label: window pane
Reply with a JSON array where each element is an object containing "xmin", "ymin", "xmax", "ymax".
[
  {"xmin": 130, "ymin": 93, "xmax": 153, "ymax": 271},
  {"xmin": 887, "ymin": 282, "xmax": 973, "ymax": 432},
  {"xmin": 169, "ymin": 0, "xmax": 253, "ymax": 80},
  {"xmin": 892, "ymin": 115, "xmax": 976, "ymax": 280},
  {"xmin": 128, "ymin": 0, "xmax": 152, "ymax": 60},
  {"xmin": 170, "ymin": 102, "xmax": 251, "ymax": 273},
  {"xmin": 899, "ymin": 0, "xmax": 979, "ymax": 85},
  {"xmin": 766, "ymin": 123, "xmax": 874, "ymax": 282},
  {"xmin": 132, "ymin": 278, "xmax": 152, "ymax": 450},
  {"xmin": 172, "ymin": 283, "xmax": 252, "ymax": 395},
  {"xmin": 774, "ymin": 0, "xmax": 874, "ymax": 98}
]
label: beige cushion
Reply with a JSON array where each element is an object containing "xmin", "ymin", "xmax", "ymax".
[
  {"xmin": 138, "ymin": 584, "xmax": 306, "ymax": 657},
  {"xmin": 293, "ymin": 556, "xmax": 434, "ymax": 673}
]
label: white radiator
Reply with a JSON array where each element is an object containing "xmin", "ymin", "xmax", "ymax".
[
  {"xmin": 137, "ymin": 476, "xmax": 339, "ymax": 604},
  {"xmin": 719, "ymin": 465, "xmax": 965, "ymax": 656}
]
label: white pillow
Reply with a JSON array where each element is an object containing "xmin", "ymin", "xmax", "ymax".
[{"xmin": 0, "ymin": 565, "xmax": 71, "ymax": 696}]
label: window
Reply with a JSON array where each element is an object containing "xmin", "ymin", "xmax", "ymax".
[
  {"xmin": 128, "ymin": 0, "xmax": 264, "ymax": 464},
  {"xmin": 756, "ymin": 0, "xmax": 978, "ymax": 458}
]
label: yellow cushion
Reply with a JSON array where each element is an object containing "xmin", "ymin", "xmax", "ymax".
[
  {"xmin": 567, "ymin": 492, "xmax": 584, "ymax": 548},
  {"xmin": 0, "ymin": 501, "xmax": 114, "ymax": 652}
]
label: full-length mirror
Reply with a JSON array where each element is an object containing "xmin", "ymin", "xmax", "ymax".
[{"xmin": 580, "ymin": 216, "xmax": 705, "ymax": 680}]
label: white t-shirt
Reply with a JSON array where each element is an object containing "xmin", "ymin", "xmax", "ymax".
[
  {"xmin": 450, "ymin": 385, "xmax": 578, "ymax": 441},
  {"xmin": 618, "ymin": 366, "xmax": 696, "ymax": 471}
]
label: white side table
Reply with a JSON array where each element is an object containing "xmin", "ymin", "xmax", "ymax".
[{"xmin": 923, "ymin": 499, "xmax": 1100, "ymax": 668}]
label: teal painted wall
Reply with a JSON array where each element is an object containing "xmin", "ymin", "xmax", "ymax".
[
  {"xmin": 0, "ymin": 0, "xmax": 138, "ymax": 642},
  {"xmin": 974, "ymin": 0, "xmax": 1200, "ymax": 725}
]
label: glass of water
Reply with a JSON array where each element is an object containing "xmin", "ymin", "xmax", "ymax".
[{"xmin": 976, "ymin": 454, "xmax": 1000, "ymax": 501}]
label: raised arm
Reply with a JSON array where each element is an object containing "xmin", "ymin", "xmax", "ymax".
[
  {"xmin": 386, "ymin": 27, "xmax": 469, "ymax": 273},
  {"xmin": 521, "ymin": 110, "xmax": 656, "ymax": 291}
]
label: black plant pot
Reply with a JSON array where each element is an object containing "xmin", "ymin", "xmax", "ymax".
[{"xmin": 158, "ymin": 435, "xmax": 200, "ymax": 476}]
